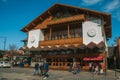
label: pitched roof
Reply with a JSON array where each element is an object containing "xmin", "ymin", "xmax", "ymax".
[{"xmin": 21, "ymin": 3, "xmax": 111, "ymax": 37}]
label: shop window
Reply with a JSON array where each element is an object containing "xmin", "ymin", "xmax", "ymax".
[
  {"xmin": 63, "ymin": 63, "xmax": 65, "ymax": 66},
  {"xmin": 67, "ymin": 58, "xmax": 73, "ymax": 62},
  {"xmin": 60, "ymin": 63, "xmax": 62, "ymax": 66},
  {"xmin": 56, "ymin": 63, "xmax": 58, "ymax": 66},
  {"xmin": 53, "ymin": 63, "xmax": 55, "ymax": 66},
  {"xmin": 47, "ymin": 58, "xmax": 52, "ymax": 62},
  {"xmin": 48, "ymin": 63, "xmax": 51, "ymax": 66},
  {"xmin": 53, "ymin": 58, "xmax": 58, "ymax": 62},
  {"xmin": 60, "ymin": 58, "xmax": 65, "ymax": 62},
  {"xmin": 67, "ymin": 63, "xmax": 69, "ymax": 66}
]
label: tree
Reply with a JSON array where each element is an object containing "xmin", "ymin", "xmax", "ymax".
[{"xmin": 9, "ymin": 44, "xmax": 18, "ymax": 51}]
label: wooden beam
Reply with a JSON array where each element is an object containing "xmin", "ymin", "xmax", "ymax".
[
  {"xmin": 40, "ymin": 17, "xmax": 43, "ymax": 20},
  {"xmin": 48, "ymin": 11, "xmax": 52, "ymax": 15},
  {"xmin": 32, "ymin": 23, "xmax": 36, "ymax": 26},
  {"xmin": 50, "ymin": 27, "xmax": 52, "ymax": 40},
  {"xmin": 67, "ymin": 24, "xmax": 70, "ymax": 38},
  {"xmin": 25, "ymin": 28, "xmax": 29, "ymax": 31}
]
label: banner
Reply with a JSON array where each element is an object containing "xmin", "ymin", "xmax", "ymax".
[
  {"xmin": 82, "ymin": 20, "xmax": 103, "ymax": 45},
  {"xmin": 27, "ymin": 29, "xmax": 44, "ymax": 48}
]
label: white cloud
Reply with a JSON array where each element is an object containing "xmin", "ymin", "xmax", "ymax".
[
  {"xmin": 81, "ymin": 0, "xmax": 102, "ymax": 6},
  {"xmin": 113, "ymin": 12, "xmax": 120, "ymax": 21},
  {"xmin": 103, "ymin": 0, "xmax": 120, "ymax": 12}
]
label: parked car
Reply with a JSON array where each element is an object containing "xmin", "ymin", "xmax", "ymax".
[{"xmin": 0, "ymin": 61, "xmax": 11, "ymax": 68}]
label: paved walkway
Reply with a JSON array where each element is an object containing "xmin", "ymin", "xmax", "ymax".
[
  {"xmin": 43, "ymin": 70, "xmax": 120, "ymax": 80},
  {"xmin": 0, "ymin": 67, "xmax": 120, "ymax": 80}
]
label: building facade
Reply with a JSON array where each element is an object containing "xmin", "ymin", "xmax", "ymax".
[
  {"xmin": 117, "ymin": 38, "xmax": 120, "ymax": 68},
  {"xmin": 21, "ymin": 4, "xmax": 111, "ymax": 70}
]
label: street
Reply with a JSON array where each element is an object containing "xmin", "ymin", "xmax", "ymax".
[{"xmin": 0, "ymin": 67, "xmax": 120, "ymax": 80}]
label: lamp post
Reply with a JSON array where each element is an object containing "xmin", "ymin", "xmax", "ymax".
[
  {"xmin": 102, "ymin": 42, "xmax": 107, "ymax": 76},
  {"xmin": 114, "ymin": 55, "xmax": 117, "ymax": 77},
  {"xmin": 112, "ymin": 39, "xmax": 117, "ymax": 77}
]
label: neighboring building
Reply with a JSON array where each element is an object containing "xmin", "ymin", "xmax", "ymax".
[
  {"xmin": 0, "ymin": 50, "xmax": 5, "ymax": 58},
  {"xmin": 21, "ymin": 4, "xmax": 111, "ymax": 70},
  {"xmin": 116, "ymin": 38, "xmax": 120, "ymax": 69},
  {"xmin": 108, "ymin": 46, "xmax": 115, "ymax": 69}
]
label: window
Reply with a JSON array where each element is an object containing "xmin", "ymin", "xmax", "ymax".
[
  {"xmin": 58, "ymin": 35, "xmax": 62, "ymax": 39},
  {"xmin": 78, "ymin": 32, "xmax": 82, "ymax": 37},
  {"xmin": 70, "ymin": 33, "xmax": 75, "ymax": 38},
  {"xmin": 52, "ymin": 35, "xmax": 56, "ymax": 40},
  {"xmin": 47, "ymin": 36, "xmax": 51, "ymax": 40},
  {"xmin": 63, "ymin": 34, "xmax": 67, "ymax": 39}
]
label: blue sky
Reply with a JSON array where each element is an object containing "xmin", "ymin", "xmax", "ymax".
[{"xmin": 0, "ymin": 0, "xmax": 120, "ymax": 50}]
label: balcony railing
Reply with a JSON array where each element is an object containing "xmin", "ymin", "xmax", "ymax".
[{"xmin": 39, "ymin": 37, "xmax": 82, "ymax": 46}]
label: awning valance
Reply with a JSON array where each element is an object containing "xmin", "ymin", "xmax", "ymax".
[{"xmin": 83, "ymin": 56, "xmax": 103, "ymax": 61}]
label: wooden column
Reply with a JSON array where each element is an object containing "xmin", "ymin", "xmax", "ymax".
[
  {"xmin": 50, "ymin": 27, "xmax": 52, "ymax": 40},
  {"xmin": 67, "ymin": 24, "xmax": 70, "ymax": 38}
]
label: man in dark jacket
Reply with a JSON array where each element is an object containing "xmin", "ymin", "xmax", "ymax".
[
  {"xmin": 43, "ymin": 61, "xmax": 49, "ymax": 79},
  {"xmin": 34, "ymin": 62, "xmax": 39, "ymax": 75}
]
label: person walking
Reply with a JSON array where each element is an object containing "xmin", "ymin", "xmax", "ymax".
[
  {"xmin": 72, "ymin": 62, "xmax": 79, "ymax": 74},
  {"xmin": 69, "ymin": 62, "xmax": 73, "ymax": 72},
  {"xmin": 89, "ymin": 62, "xmax": 92, "ymax": 73},
  {"xmin": 39, "ymin": 63, "xmax": 43, "ymax": 76},
  {"xmin": 43, "ymin": 61, "xmax": 49, "ymax": 79},
  {"xmin": 33, "ymin": 62, "xmax": 39, "ymax": 75}
]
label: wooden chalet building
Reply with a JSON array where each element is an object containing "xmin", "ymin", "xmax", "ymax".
[{"xmin": 21, "ymin": 4, "xmax": 111, "ymax": 70}]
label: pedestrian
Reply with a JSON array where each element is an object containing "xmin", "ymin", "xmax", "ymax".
[
  {"xmin": 69, "ymin": 62, "xmax": 73, "ymax": 72},
  {"xmin": 94, "ymin": 63, "xmax": 98, "ymax": 75},
  {"xmin": 39, "ymin": 63, "xmax": 43, "ymax": 76},
  {"xmin": 43, "ymin": 61, "xmax": 49, "ymax": 79},
  {"xmin": 100, "ymin": 62, "xmax": 104, "ymax": 75},
  {"xmin": 33, "ymin": 62, "xmax": 39, "ymax": 75},
  {"xmin": 72, "ymin": 62, "xmax": 79, "ymax": 74},
  {"xmin": 89, "ymin": 62, "xmax": 92, "ymax": 73},
  {"xmin": 78, "ymin": 62, "xmax": 81, "ymax": 72}
]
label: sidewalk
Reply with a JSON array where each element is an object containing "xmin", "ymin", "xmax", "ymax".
[{"xmin": 36, "ymin": 69, "xmax": 120, "ymax": 80}]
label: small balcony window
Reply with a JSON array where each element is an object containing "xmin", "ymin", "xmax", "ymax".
[
  {"xmin": 70, "ymin": 33, "xmax": 75, "ymax": 38},
  {"xmin": 63, "ymin": 34, "xmax": 67, "ymax": 39},
  {"xmin": 52, "ymin": 36, "xmax": 56, "ymax": 40},
  {"xmin": 78, "ymin": 32, "xmax": 82, "ymax": 37},
  {"xmin": 58, "ymin": 35, "xmax": 62, "ymax": 39},
  {"xmin": 47, "ymin": 36, "xmax": 51, "ymax": 40}
]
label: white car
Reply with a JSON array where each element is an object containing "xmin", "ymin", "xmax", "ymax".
[{"xmin": 0, "ymin": 61, "xmax": 11, "ymax": 68}]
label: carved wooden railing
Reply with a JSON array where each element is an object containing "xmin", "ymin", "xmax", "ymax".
[{"xmin": 39, "ymin": 37, "xmax": 82, "ymax": 46}]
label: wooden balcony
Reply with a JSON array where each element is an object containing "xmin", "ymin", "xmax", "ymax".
[
  {"xmin": 39, "ymin": 37, "xmax": 82, "ymax": 46},
  {"xmin": 47, "ymin": 14, "xmax": 85, "ymax": 25}
]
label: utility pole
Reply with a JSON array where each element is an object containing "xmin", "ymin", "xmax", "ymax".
[{"xmin": 0, "ymin": 36, "xmax": 7, "ymax": 50}]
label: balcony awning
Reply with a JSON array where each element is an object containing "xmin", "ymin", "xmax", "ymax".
[{"xmin": 83, "ymin": 55, "xmax": 103, "ymax": 61}]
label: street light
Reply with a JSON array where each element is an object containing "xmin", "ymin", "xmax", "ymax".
[
  {"xmin": 114, "ymin": 55, "xmax": 117, "ymax": 77},
  {"xmin": 104, "ymin": 46, "xmax": 107, "ymax": 76}
]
